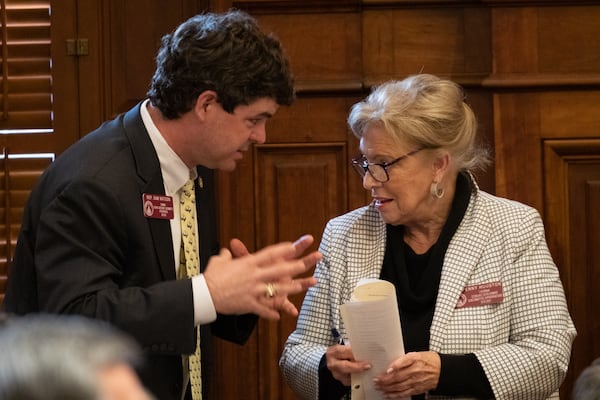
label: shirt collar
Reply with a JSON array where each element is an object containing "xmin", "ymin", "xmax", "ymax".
[{"xmin": 140, "ymin": 99, "xmax": 196, "ymax": 194}]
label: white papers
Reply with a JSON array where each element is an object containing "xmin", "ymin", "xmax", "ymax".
[{"xmin": 339, "ymin": 279, "xmax": 405, "ymax": 400}]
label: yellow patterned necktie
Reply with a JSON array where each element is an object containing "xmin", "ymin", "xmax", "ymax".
[{"xmin": 179, "ymin": 178, "xmax": 202, "ymax": 400}]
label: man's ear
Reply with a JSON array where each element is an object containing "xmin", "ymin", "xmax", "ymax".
[{"xmin": 194, "ymin": 90, "xmax": 218, "ymax": 119}]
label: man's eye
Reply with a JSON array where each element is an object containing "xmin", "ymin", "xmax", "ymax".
[{"xmin": 247, "ymin": 119, "xmax": 262, "ymax": 127}]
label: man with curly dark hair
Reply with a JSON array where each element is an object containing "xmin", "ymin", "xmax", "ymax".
[{"xmin": 4, "ymin": 10, "xmax": 321, "ymax": 400}]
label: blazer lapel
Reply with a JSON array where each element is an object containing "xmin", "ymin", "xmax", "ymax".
[
  {"xmin": 346, "ymin": 206, "xmax": 387, "ymax": 296},
  {"xmin": 330, "ymin": 206, "xmax": 386, "ymax": 335},
  {"xmin": 194, "ymin": 165, "xmax": 217, "ymax": 270},
  {"xmin": 429, "ymin": 190, "xmax": 490, "ymax": 351},
  {"xmin": 123, "ymin": 103, "xmax": 176, "ymax": 281}
]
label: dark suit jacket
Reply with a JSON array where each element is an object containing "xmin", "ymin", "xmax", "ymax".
[{"xmin": 3, "ymin": 103, "xmax": 257, "ymax": 399}]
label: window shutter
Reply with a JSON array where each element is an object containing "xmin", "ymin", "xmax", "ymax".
[
  {"xmin": 0, "ymin": 151, "xmax": 53, "ymax": 302},
  {"xmin": 0, "ymin": 0, "xmax": 52, "ymax": 131},
  {"xmin": 0, "ymin": 0, "xmax": 53, "ymax": 302}
]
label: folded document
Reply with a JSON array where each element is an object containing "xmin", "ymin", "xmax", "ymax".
[{"xmin": 340, "ymin": 279, "xmax": 405, "ymax": 400}]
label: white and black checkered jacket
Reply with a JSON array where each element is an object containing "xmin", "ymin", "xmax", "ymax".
[{"xmin": 280, "ymin": 186, "xmax": 576, "ymax": 399}]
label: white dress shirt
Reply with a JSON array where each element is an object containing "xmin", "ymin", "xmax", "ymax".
[{"xmin": 140, "ymin": 99, "xmax": 217, "ymax": 325}]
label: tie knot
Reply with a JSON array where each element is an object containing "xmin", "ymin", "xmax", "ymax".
[
  {"xmin": 180, "ymin": 179, "xmax": 195, "ymax": 203},
  {"xmin": 182, "ymin": 179, "xmax": 194, "ymax": 192}
]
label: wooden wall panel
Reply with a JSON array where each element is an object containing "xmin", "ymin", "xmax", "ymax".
[
  {"xmin": 260, "ymin": 95, "xmax": 372, "ymax": 208},
  {"xmin": 255, "ymin": 13, "xmax": 363, "ymax": 88},
  {"xmin": 492, "ymin": 5, "xmax": 600, "ymax": 82},
  {"xmin": 213, "ymin": 153, "xmax": 260, "ymax": 400},
  {"xmin": 493, "ymin": 92, "xmax": 543, "ymax": 210},
  {"xmin": 254, "ymin": 144, "xmax": 348, "ymax": 247},
  {"xmin": 254, "ymin": 144, "xmax": 347, "ymax": 400},
  {"xmin": 492, "ymin": 7, "xmax": 539, "ymax": 73},
  {"xmin": 539, "ymin": 91, "xmax": 600, "ymax": 138},
  {"xmin": 215, "ymin": 142, "xmax": 349, "ymax": 399},
  {"xmin": 493, "ymin": 89, "xmax": 600, "ymax": 206},
  {"xmin": 538, "ymin": 6, "xmax": 600, "ymax": 73},
  {"xmin": 363, "ymin": 7, "xmax": 491, "ymax": 84},
  {"xmin": 77, "ymin": 0, "xmax": 203, "ymax": 128},
  {"xmin": 463, "ymin": 89, "xmax": 496, "ymax": 193},
  {"xmin": 0, "ymin": 155, "xmax": 54, "ymax": 304},
  {"xmin": 266, "ymin": 96, "xmax": 361, "ymax": 143},
  {"xmin": 544, "ymin": 139, "xmax": 600, "ymax": 397}
]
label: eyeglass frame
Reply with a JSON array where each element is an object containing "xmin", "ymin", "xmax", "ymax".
[{"xmin": 351, "ymin": 148, "xmax": 423, "ymax": 183}]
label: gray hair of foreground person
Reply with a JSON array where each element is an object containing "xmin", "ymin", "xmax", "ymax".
[
  {"xmin": 0, "ymin": 313, "xmax": 152, "ymax": 400},
  {"xmin": 573, "ymin": 358, "xmax": 600, "ymax": 400}
]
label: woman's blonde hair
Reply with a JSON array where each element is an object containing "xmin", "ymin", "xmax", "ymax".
[{"xmin": 348, "ymin": 74, "xmax": 490, "ymax": 172}]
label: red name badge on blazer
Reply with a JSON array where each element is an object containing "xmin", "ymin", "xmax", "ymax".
[
  {"xmin": 142, "ymin": 193, "xmax": 174, "ymax": 220},
  {"xmin": 456, "ymin": 281, "xmax": 503, "ymax": 309}
]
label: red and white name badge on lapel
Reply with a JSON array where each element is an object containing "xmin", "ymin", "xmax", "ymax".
[
  {"xmin": 456, "ymin": 281, "xmax": 504, "ymax": 309},
  {"xmin": 142, "ymin": 193, "xmax": 174, "ymax": 220}
]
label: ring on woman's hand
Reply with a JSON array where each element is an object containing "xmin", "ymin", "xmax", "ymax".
[{"xmin": 265, "ymin": 282, "xmax": 277, "ymax": 298}]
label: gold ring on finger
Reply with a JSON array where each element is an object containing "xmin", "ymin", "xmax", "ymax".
[{"xmin": 265, "ymin": 282, "xmax": 277, "ymax": 298}]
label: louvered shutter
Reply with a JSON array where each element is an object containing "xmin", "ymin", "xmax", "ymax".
[
  {"xmin": 0, "ymin": 151, "xmax": 53, "ymax": 290},
  {"xmin": 0, "ymin": 0, "xmax": 53, "ymax": 302},
  {"xmin": 1, "ymin": 0, "xmax": 52, "ymax": 131}
]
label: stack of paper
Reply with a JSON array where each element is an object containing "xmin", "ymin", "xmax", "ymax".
[{"xmin": 340, "ymin": 278, "xmax": 405, "ymax": 400}]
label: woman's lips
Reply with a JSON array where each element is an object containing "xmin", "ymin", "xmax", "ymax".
[{"xmin": 373, "ymin": 198, "xmax": 393, "ymax": 208}]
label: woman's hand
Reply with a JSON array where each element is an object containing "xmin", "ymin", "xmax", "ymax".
[
  {"xmin": 373, "ymin": 351, "xmax": 441, "ymax": 399},
  {"xmin": 325, "ymin": 344, "xmax": 371, "ymax": 386}
]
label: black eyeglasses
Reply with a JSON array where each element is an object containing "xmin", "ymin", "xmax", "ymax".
[{"xmin": 351, "ymin": 148, "xmax": 422, "ymax": 182}]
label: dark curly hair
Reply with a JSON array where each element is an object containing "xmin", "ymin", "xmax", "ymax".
[{"xmin": 147, "ymin": 10, "xmax": 295, "ymax": 119}]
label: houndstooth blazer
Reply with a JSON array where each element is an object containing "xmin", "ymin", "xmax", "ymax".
[{"xmin": 280, "ymin": 186, "xmax": 576, "ymax": 400}]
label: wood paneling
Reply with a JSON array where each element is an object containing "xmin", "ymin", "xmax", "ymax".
[
  {"xmin": 463, "ymin": 89, "xmax": 495, "ymax": 193},
  {"xmin": 254, "ymin": 143, "xmax": 348, "ymax": 245},
  {"xmin": 255, "ymin": 13, "xmax": 363, "ymax": 87},
  {"xmin": 493, "ymin": 92, "xmax": 543, "ymax": 209},
  {"xmin": 492, "ymin": 5, "xmax": 600, "ymax": 76},
  {"xmin": 544, "ymin": 139, "xmax": 600, "ymax": 396},
  {"xmin": 266, "ymin": 96, "xmax": 361, "ymax": 143},
  {"xmin": 77, "ymin": 0, "xmax": 202, "ymax": 129},
  {"xmin": 255, "ymin": 144, "xmax": 348, "ymax": 399},
  {"xmin": 363, "ymin": 7, "xmax": 491, "ymax": 84},
  {"xmin": 539, "ymin": 91, "xmax": 600, "ymax": 138},
  {"xmin": 538, "ymin": 7, "xmax": 600, "ymax": 73},
  {"xmin": 492, "ymin": 7, "xmax": 539, "ymax": 73},
  {"xmin": 214, "ymin": 142, "xmax": 352, "ymax": 399},
  {"xmin": 0, "ymin": 154, "xmax": 53, "ymax": 304}
]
